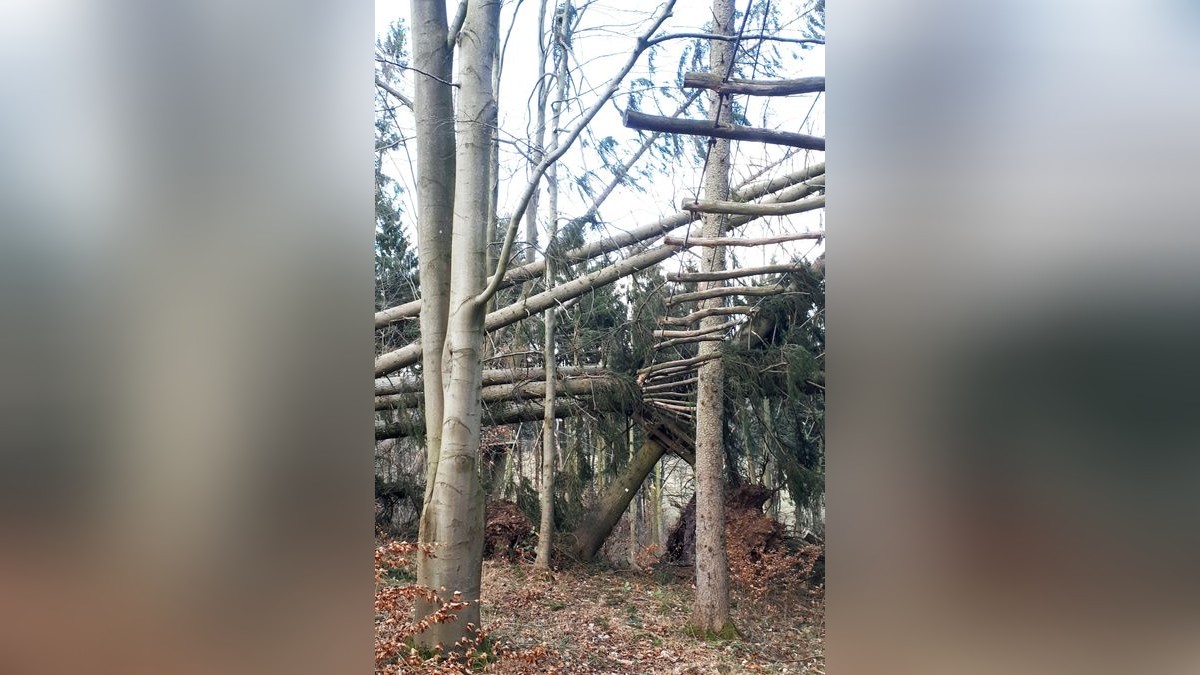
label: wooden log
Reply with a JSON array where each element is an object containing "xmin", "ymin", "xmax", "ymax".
[
  {"xmin": 682, "ymin": 72, "xmax": 824, "ymax": 96},
  {"xmin": 375, "ymin": 374, "xmax": 621, "ymax": 410},
  {"xmin": 664, "ymin": 231, "xmax": 824, "ymax": 247},
  {"xmin": 653, "ymin": 335, "xmax": 727, "ymax": 350},
  {"xmin": 667, "ymin": 264, "xmax": 805, "ymax": 283},
  {"xmin": 681, "ymin": 195, "xmax": 824, "ymax": 216},
  {"xmin": 653, "ymin": 319, "xmax": 741, "ymax": 339},
  {"xmin": 667, "ymin": 285, "xmax": 787, "ymax": 306},
  {"xmin": 658, "ymin": 306, "xmax": 755, "ymax": 326},
  {"xmin": 641, "ymin": 376, "xmax": 698, "ymax": 393},
  {"xmin": 373, "ymin": 163, "xmax": 824, "ymax": 329},
  {"xmin": 623, "ymin": 108, "xmax": 825, "ymax": 151},
  {"xmin": 374, "ymin": 365, "xmax": 604, "ymax": 396},
  {"xmin": 638, "ymin": 352, "xmax": 722, "ymax": 382}
]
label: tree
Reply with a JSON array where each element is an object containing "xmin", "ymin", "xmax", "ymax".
[
  {"xmin": 379, "ymin": 0, "xmax": 825, "ymax": 651},
  {"xmin": 690, "ymin": 0, "xmax": 736, "ymax": 636}
]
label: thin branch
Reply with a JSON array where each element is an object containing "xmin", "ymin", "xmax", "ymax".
[
  {"xmin": 642, "ymin": 376, "xmax": 698, "ymax": 393},
  {"xmin": 653, "ymin": 335, "xmax": 727, "ymax": 350},
  {"xmin": 375, "ymin": 77, "xmax": 413, "ymax": 109},
  {"xmin": 645, "ymin": 32, "xmax": 824, "ymax": 48},
  {"xmin": 666, "ymin": 285, "xmax": 789, "ymax": 306},
  {"xmin": 682, "ymin": 72, "xmax": 825, "ymax": 96},
  {"xmin": 624, "ymin": 109, "xmax": 825, "ymax": 150},
  {"xmin": 653, "ymin": 319, "xmax": 741, "ymax": 339},
  {"xmin": 637, "ymin": 352, "xmax": 722, "ymax": 380},
  {"xmin": 374, "ymin": 55, "xmax": 459, "ymax": 88},
  {"xmin": 474, "ymin": 0, "xmax": 679, "ymax": 305},
  {"xmin": 668, "ymin": 263, "xmax": 806, "ymax": 283},
  {"xmin": 658, "ymin": 305, "xmax": 756, "ymax": 326},
  {"xmin": 682, "ymin": 194, "xmax": 824, "ymax": 216},
  {"xmin": 664, "ymin": 232, "xmax": 824, "ymax": 247}
]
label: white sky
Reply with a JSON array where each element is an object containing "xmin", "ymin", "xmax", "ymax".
[{"xmin": 375, "ymin": 0, "xmax": 825, "ymax": 274}]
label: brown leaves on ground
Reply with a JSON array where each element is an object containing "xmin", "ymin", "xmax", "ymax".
[{"xmin": 376, "ymin": 537, "xmax": 825, "ymax": 674}]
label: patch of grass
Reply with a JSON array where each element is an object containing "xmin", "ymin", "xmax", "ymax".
[{"xmin": 683, "ymin": 620, "xmax": 740, "ymax": 642}]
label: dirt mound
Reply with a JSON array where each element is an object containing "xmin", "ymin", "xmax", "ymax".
[
  {"xmin": 485, "ymin": 500, "xmax": 535, "ymax": 561},
  {"xmin": 665, "ymin": 485, "xmax": 780, "ymax": 565}
]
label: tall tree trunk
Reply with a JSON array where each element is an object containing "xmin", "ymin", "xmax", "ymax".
[
  {"xmin": 414, "ymin": 0, "xmax": 501, "ymax": 653},
  {"xmin": 409, "ymin": 0, "xmax": 456, "ymax": 640},
  {"xmin": 692, "ymin": 0, "xmax": 735, "ymax": 636},
  {"xmin": 535, "ymin": 3, "xmax": 571, "ymax": 571},
  {"xmin": 408, "ymin": 0, "xmax": 455, "ymax": 507}
]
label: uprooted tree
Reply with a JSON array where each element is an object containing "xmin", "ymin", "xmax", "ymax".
[{"xmin": 376, "ymin": 0, "xmax": 825, "ymax": 652}]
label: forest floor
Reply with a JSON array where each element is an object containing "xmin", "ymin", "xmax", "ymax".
[{"xmin": 471, "ymin": 559, "xmax": 824, "ymax": 674}]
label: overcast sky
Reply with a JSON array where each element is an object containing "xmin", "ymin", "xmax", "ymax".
[{"xmin": 375, "ymin": 0, "xmax": 826, "ymax": 272}]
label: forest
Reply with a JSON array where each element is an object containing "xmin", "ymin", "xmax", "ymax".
[{"xmin": 373, "ymin": 0, "xmax": 825, "ymax": 671}]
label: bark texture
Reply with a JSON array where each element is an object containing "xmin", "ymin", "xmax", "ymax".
[
  {"xmin": 413, "ymin": 0, "xmax": 500, "ymax": 652},
  {"xmin": 692, "ymin": 0, "xmax": 734, "ymax": 635}
]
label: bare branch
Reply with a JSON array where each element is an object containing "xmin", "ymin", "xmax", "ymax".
[
  {"xmin": 375, "ymin": 76, "xmax": 413, "ymax": 109},
  {"xmin": 658, "ymin": 305, "xmax": 756, "ymax": 326},
  {"xmin": 682, "ymin": 195, "xmax": 824, "ymax": 216},
  {"xmin": 646, "ymin": 32, "xmax": 824, "ymax": 48},
  {"xmin": 667, "ymin": 285, "xmax": 790, "ymax": 306},
  {"xmin": 624, "ymin": 109, "xmax": 825, "ymax": 150},
  {"xmin": 682, "ymin": 72, "xmax": 824, "ymax": 96},
  {"xmin": 668, "ymin": 263, "xmax": 806, "ymax": 282},
  {"xmin": 475, "ymin": 0, "xmax": 680, "ymax": 305},
  {"xmin": 664, "ymin": 232, "xmax": 824, "ymax": 247}
]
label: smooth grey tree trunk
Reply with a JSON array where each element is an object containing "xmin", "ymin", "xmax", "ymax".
[{"xmin": 413, "ymin": 0, "xmax": 501, "ymax": 653}]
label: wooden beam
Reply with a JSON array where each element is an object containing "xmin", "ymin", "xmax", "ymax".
[
  {"xmin": 641, "ymin": 376, "xmax": 698, "ymax": 393},
  {"xmin": 653, "ymin": 319, "xmax": 741, "ymax": 339},
  {"xmin": 623, "ymin": 109, "xmax": 825, "ymax": 151},
  {"xmin": 637, "ymin": 352, "xmax": 722, "ymax": 382},
  {"xmin": 667, "ymin": 285, "xmax": 789, "ymax": 306},
  {"xmin": 664, "ymin": 232, "xmax": 824, "ymax": 248},
  {"xmin": 682, "ymin": 72, "xmax": 824, "ymax": 96},
  {"xmin": 658, "ymin": 306, "xmax": 755, "ymax": 327},
  {"xmin": 681, "ymin": 195, "xmax": 824, "ymax": 216},
  {"xmin": 668, "ymin": 264, "xmax": 806, "ymax": 283},
  {"xmin": 653, "ymin": 335, "xmax": 727, "ymax": 350}
]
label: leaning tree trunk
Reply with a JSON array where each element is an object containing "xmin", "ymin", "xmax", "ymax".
[
  {"xmin": 570, "ymin": 436, "xmax": 666, "ymax": 561},
  {"xmin": 692, "ymin": 0, "xmax": 735, "ymax": 636},
  {"xmin": 413, "ymin": 0, "xmax": 500, "ymax": 653}
]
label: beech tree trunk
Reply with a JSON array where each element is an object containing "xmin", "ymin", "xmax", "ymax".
[
  {"xmin": 536, "ymin": 6, "xmax": 571, "ymax": 570},
  {"xmin": 413, "ymin": 0, "xmax": 500, "ymax": 652},
  {"xmin": 692, "ymin": 0, "xmax": 734, "ymax": 635}
]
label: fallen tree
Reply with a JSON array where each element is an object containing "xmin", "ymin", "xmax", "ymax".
[{"xmin": 374, "ymin": 162, "xmax": 825, "ymax": 329}]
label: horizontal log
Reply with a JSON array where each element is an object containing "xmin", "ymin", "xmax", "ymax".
[
  {"xmin": 653, "ymin": 319, "xmax": 741, "ymax": 339},
  {"xmin": 682, "ymin": 72, "xmax": 825, "ymax": 96},
  {"xmin": 375, "ymin": 374, "xmax": 622, "ymax": 410},
  {"xmin": 373, "ymin": 163, "xmax": 825, "ymax": 329},
  {"xmin": 664, "ymin": 231, "xmax": 824, "ymax": 247},
  {"xmin": 623, "ymin": 108, "xmax": 825, "ymax": 151},
  {"xmin": 653, "ymin": 335, "xmax": 727, "ymax": 350},
  {"xmin": 667, "ymin": 285, "xmax": 787, "ymax": 306},
  {"xmin": 638, "ymin": 352, "xmax": 722, "ymax": 382},
  {"xmin": 376, "ymin": 397, "xmax": 623, "ymax": 440},
  {"xmin": 374, "ymin": 365, "xmax": 604, "ymax": 396},
  {"xmin": 373, "ymin": 176, "xmax": 833, "ymax": 375},
  {"xmin": 641, "ymin": 376, "xmax": 697, "ymax": 393},
  {"xmin": 667, "ymin": 264, "xmax": 805, "ymax": 283},
  {"xmin": 681, "ymin": 195, "xmax": 824, "ymax": 217},
  {"xmin": 658, "ymin": 306, "xmax": 756, "ymax": 326}
]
